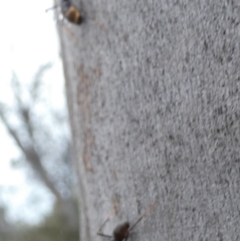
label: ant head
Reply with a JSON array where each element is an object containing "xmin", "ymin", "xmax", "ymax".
[
  {"xmin": 122, "ymin": 222, "xmax": 130, "ymax": 229},
  {"xmin": 113, "ymin": 221, "xmax": 130, "ymax": 241}
]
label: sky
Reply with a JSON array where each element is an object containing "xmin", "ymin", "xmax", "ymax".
[{"xmin": 0, "ymin": 0, "xmax": 68, "ymax": 224}]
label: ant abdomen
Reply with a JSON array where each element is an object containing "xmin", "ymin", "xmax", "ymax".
[{"xmin": 113, "ymin": 222, "xmax": 130, "ymax": 241}]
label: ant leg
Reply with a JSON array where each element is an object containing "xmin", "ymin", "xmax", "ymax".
[
  {"xmin": 97, "ymin": 217, "xmax": 112, "ymax": 239},
  {"xmin": 129, "ymin": 201, "xmax": 157, "ymax": 232},
  {"xmin": 97, "ymin": 233, "xmax": 112, "ymax": 239},
  {"xmin": 45, "ymin": 5, "xmax": 59, "ymax": 12}
]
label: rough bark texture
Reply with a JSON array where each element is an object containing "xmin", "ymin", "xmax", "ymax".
[{"xmin": 59, "ymin": 1, "xmax": 240, "ymax": 241}]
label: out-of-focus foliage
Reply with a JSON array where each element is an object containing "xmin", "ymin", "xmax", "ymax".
[
  {"xmin": 0, "ymin": 202, "xmax": 79, "ymax": 241},
  {"xmin": 0, "ymin": 63, "xmax": 75, "ymax": 201},
  {"xmin": 0, "ymin": 63, "xmax": 79, "ymax": 230}
]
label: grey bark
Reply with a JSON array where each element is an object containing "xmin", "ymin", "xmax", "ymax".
[{"xmin": 60, "ymin": 1, "xmax": 240, "ymax": 241}]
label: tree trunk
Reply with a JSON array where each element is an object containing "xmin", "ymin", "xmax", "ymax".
[{"xmin": 60, "ymin": 1, "xmax": 240, "ymax": 240}]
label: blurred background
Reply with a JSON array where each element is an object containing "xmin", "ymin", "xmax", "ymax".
[{"xmin": 0, "ymin": 0, "xmax": 79, "ymax": 240}]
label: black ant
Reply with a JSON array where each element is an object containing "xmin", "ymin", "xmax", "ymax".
[
  {"xmin": 46, "ymin": 0, "xmax": 82, "ymax": 24},
  {"xmin": 97, "ymin": 201, "xmax": 156, "ymax": 241}
]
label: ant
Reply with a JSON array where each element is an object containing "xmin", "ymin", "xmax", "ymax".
[
  {"xmin": 97, "ymin": 201, "xmax": 156, "ymax": 241},
  {"xmin": 46, "ymin": 0, "xmax": 82, "ymax": 24}
]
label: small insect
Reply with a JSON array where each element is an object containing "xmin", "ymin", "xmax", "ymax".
[
  {"xmin": 46, "ymin": 0, "xmax": 82, "ymax": 24},
  {"xmin": 97, "ymin": 201, "xmax": 156, "ymax": 241},
  {"xmin": 61, "ymin": 0, "xmax": 82, "ymax": 24}
]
